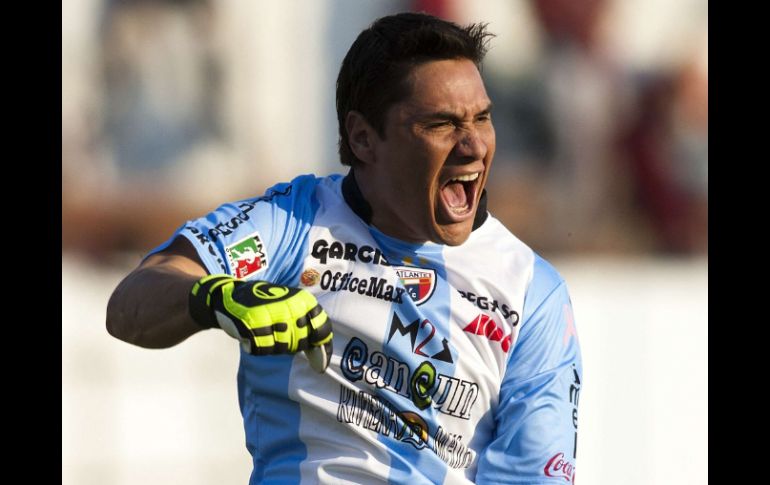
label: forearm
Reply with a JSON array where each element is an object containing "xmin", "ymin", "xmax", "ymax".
[{"xmin": 106, "ymin": 259, "xmax": 207, "ymax": 348}]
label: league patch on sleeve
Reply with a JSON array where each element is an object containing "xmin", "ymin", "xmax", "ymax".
[{"xmin": 225, "ymin": 232, "xmax": 269, "ymax": 278}]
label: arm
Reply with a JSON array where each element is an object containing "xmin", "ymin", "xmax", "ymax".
[
  {"xmin": 107, "ymin": 177, "xmax": 333, "ymax": 369},
  {"xmin": 106, "ymin": 234, "xmax": 334, "ymax": 371},
  {"xmin": 475, "ymin": 267, "xmax": 582, "ymax": 484},
  {"xmin": 106, "ymin": 236, "xmax": 208, "ymax": 348}
]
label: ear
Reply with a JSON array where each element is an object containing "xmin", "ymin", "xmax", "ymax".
[{"xmin": 345, "ymin": 111, "xmax": 379, "ymax": 165}]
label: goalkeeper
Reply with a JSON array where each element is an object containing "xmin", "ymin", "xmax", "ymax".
[{"xmin": 107, "ymin": 12, "xmax": 582, "ymax": 485}]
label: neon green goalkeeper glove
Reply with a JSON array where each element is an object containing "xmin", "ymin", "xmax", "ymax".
[{"xmin": 188, "ymin": 275, "xmax": 333, "ymax": 372}]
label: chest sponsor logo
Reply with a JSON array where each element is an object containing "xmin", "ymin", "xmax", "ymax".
[
  {"xmin": 319, "ymin": 270, "xmax": 406, "ymax": 303},
  {"xmin": 394, "ymin": 267, "xmax": 436, "ymax": 305},
  {"xmin": 463, "ymin": 314, "xmax": 512, "ymax": 353},
  {"xmin": 457, "ymin": 289, "xmax": 519, "ymax": 326},
  {"xmin": 336, "ymin": 385, "xmax": 475, "ymax": 469},
  {"xmin": 544, "ymin": 452, "xmax": 575, "ymax": 483},
  {"xmin": 225, "ymin": 232, "xmax": 268, "ymax": 278},
  {"xmin": 311, "ymin": 239, "xmax": 390, "ymax": 266},
  {"xmin": 388, "ymin": 312, "xmax": 453, "ymax": 363},
  {"xmin": 341, "ymin": 336, "xmax": 478, "ymax": 420}
]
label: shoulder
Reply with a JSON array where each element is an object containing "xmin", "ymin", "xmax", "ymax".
[
  {"xmin": 255, "ymin": 173, "xmax": 338, "ymax": 208},
  {"xmin": 208, "ymin": 173, "xmax": 339, "ymax": 226},
  {"xmin": 478, "ymin": 216, "xmax": 564, "ymax": 298},
  {"xmin": 458, "ymin": 214, "xmax": 538, "ymax": 283},
  {"xmin": 468, "ymin": 213, "xmax": 532, "ymax": 254},
  {"xmin": 526, "ymin": 254, "xmax": 566, "ymax": 305},
  {"xmin": 154, "ymin": 173, "xmax": 342, "ymax": 278},
  {"xmin": 464, "ymin": 214, "xmax": 567, "ymax": 314}
]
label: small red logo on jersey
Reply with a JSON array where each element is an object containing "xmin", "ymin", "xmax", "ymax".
[
  {"xmin": 463, "ymin": 314, "xmax": 512, "ymax": 352},
  {"xmin": 300, "ymin": 268, "xmax": 320, "ymax": 286},
  {"xmin": 563, "ymin": 304, "xmax": 578, "ymax": 347},
  {"xmin": 544, "ymin": 452, "xmax": 575, "ymax": 483}
]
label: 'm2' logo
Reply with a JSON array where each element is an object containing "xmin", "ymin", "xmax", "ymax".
[{"xmin": 387, "ymin": 313, "xmax": 453, "ymax": 363}]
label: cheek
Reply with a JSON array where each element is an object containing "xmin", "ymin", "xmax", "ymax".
[{"xmin": 410, "ymin": 147, "xmax": 446, "ymax": 187}]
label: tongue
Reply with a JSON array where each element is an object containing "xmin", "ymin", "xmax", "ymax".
[{"xmin": 442, "ymin": 182, "xmax": 467, "ymax": 208}]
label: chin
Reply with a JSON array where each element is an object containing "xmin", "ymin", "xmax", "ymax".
[{"xmin": 433, "ymin": 221, "xmax": 473, "ymax": 246}]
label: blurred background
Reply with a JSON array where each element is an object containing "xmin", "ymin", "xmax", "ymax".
[{"xmin": 62, "ymin": 0, "xmax": 707, "ymax": 483}]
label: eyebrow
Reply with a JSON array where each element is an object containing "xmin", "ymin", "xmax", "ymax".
[{"xmin": 422, "ymin": 103, "xmax": 494, "ymax": 122}]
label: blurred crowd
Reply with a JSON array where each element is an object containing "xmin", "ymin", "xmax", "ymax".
[{"xmin": 62, "ymin": 0, "xmax": 707, "ymax": 261}]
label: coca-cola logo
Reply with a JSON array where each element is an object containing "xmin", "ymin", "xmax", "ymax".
[{"xmin": 544, "ymin": 452, "xmax": 575, "ymax": 483}]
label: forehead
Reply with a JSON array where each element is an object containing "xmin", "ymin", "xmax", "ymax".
[{"xmin": 398, "ymin": 59, "xmax": 490, "ymax": 116}]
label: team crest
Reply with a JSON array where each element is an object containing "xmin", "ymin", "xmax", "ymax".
[
  {"xmin": 225, "ymin": 232, "xmax": 268, "ymax": 278},
  {"xmin": 394, "ymin": 266, "xmax": 436, "ymax": 305}
]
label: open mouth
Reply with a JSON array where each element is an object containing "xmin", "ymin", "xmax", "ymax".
[{"xmin": 440, "ymin": 172, "xmax": 480, "ymax": 218}]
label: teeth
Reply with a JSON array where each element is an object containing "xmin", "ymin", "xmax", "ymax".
[{"xmin": 449, "ymin": 173, "xmax": 479, "ymax": 183}]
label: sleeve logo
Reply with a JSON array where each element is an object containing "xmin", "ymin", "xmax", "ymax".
[
  {"xmin": 225, "ymin": 232, "xmax": 269, "ymax": 278},
  {"xmin": 544, "ymin": 452, "xmax": 575, "ymax": 483}
]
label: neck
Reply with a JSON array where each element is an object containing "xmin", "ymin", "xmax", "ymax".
[{"xmin": 342, "ymin": 168, "xmax": 374, "ymax": 224}]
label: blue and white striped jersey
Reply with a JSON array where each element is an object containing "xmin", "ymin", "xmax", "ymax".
[{"xmin": 150, "ymin": 173, "xmax": 582, "ymax": 484}]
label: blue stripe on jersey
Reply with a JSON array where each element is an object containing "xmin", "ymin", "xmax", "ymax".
[
  {"xmin": 145, "ymin": 174, "xmax": 327, "ymax": 484},
  {"xmin": 521, "ymin": 254, "xmax": 564, "ymax": 330},
  {"xmin": 507, "ymin": 253, "xmax": 568, "ymax": 376},
  {"xmin": 258, "ymin": 174, "xmax": 327, "ymax": 286},
  {"xmin": 239, "ymin": 354, "xmax": 305, "ymax": 485},
  {"xmin": 237, "ymin": 175, "xmax": 324, "ymax": 484},
  {"xmin": 368, "ymin": 229, "xmax": 455, "ymax": 485}
]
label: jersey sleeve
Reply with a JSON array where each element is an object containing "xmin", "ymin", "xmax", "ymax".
[
  {"xmin": 146, "ymin": 174, "xmax": 324, "ymax": 286},
  {"xmin": 474, "ymin": 255, "xmax": 582, "ymax": 484}
]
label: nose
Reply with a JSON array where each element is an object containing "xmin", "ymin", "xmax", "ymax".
[{"xmin": 453, "ymin": 128, "xmax": 487, "ymax": 161}]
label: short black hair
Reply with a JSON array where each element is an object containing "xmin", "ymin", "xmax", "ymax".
[{"xmin": 335, "ymin": 12, "xmax": 494, "ymax": 166}]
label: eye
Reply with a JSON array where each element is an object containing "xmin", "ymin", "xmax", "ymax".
[
  {"xmin": 427, "ymin": 121, "xmax": 453, "ymax": 130},
  {"xmin": 475, "ymin": 113, "xmax": 492, "ymax": 123}
]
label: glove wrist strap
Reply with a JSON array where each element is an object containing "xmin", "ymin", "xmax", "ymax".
[{"xmin": 189, "ymin": 275, "xmax": 234, "ymax": 329}]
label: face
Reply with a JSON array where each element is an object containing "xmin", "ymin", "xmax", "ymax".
[{"xmin": 361, "ymin": 59, "xmax": 495, "ymax": 246}]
